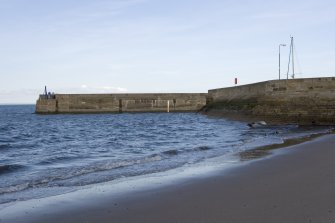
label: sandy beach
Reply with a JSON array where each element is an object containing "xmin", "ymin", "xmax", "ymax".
[{"xmin": 2, "ymin": 134, "xmax": 335, "ymax": 223}]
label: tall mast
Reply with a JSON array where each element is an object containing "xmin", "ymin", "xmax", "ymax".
[
  {"xmin": 286, "ymin": 36, "xmax": 295, "ymax": 79},
  {"xmin": 291, "ymin": 37, "xmax": 295, "ymax": 79}
]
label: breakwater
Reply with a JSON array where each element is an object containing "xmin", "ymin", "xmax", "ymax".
[
  {"xmin": 206, "ymin": 77, "xmax": 335, "ymax": 125},
  {"xmin": 35, "ymin": 77, "xmax": 335, "ymax": 125},
  {"xmin": 36, "ymin": 93, "xmax": 208, "ymax": 113}
]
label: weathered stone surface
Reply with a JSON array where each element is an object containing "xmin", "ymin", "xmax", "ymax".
[
  {"xmin": 36, "ymin": 77, "xmax": 335, "ymax": 125},
  {"xmin": 36, "ymin": 93, "xmax": 208, "ymax": 114},
  {"xmin": 206, "ymin": 77, "xmax": 335, "ymax": 125}
]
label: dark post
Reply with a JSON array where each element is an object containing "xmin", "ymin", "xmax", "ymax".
[
  {"xmin": 279, "ymin": 44, "xmax": 286, "ymax": 80},
  {"xmin": 119, "ymin": 99, "xmax": 122, "ymax": 113},
  {"xmin": 291, "ymin": 37, "xmax": 295, "ymax": 79},
  {"xmin": 44, "ymin": 86, "xmax": 48, "ymax": 99}
]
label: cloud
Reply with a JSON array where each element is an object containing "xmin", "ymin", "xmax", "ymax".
[
  {"xmin": 50, "ymin": 0, "xmax": 149, "ymax": 25},
  {"xmin": 0, "ymin": 88, "xmax": 41, "ymax": 104},
  {"xmin": 57, "ymin": 85, "xmax": 128, "ymax": 94},
  {"xmin": 250, "ymin": 12, "xmax": 296, "ymax": 19},
  {"xmin": 0, "ymin": 85, "xmax": 128, "ymax": 104},
  {"xmin": 101, "ymin": 86, "xmax": 128, "ymax": 92}
]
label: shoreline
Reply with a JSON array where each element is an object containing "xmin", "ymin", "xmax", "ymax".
[
  {"xmin": 2, "ymin": 107, "xmax": 332, "ymax": 208},
  {"xmin": 1, "ymin": 133, "xmax": 335, "ymax": 222},
  {"xmin": 238, "ymin": 130, "xmax": 334, "ymax": 161},
  {"xmin": 0, "ymin": 125, "xmax": 331, "ymax": 206}
]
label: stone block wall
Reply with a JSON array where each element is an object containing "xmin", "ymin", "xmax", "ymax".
[
  {"xmin": 35, "ymin": 77, "xmax": 335, "ymax": 124},
  {"xmin": 36, "ymin": 93, "xmax": 207, "ymax": 114},
  {"xmin": 207, "ymin": 77, "xmax": 335, "ymax": 124}
]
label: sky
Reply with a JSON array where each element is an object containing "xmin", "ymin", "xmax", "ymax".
[{"xmin": 0, "ymin": 0, "xmax": 335, "ymax": 104}]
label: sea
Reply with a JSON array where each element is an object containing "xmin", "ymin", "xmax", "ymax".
[{"xmin": 0, "ymin": 105, "xmax": 332, "ymax": 205}]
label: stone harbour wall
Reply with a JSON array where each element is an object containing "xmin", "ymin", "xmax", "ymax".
[
  {"xmin": 36, "ymin": 93, "xmax": 208, "ymax": 114},
  {"xmin": 207, "ymin": 77, "xmax": 335, "ymax": 124},
  {"xmin": 36, "ymin": 77, "xmax": 335, "ymax": 124}
]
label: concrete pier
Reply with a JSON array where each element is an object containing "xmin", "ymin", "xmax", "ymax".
[
  {"xmin": 36, "ymin": 77, "xmax": 335, "ymax": 125},
  {"xmin": 36, "ymin": 93, "xmax": 208, "ymax": 114},
  {"xmin": 206, "ymin": 77, "xmax": 335, "ymax": 125}
]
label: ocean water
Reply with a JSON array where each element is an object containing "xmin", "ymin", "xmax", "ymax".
[{"xmin": 0, "ymin": 105, "xmax": 332, "ymax": 204}]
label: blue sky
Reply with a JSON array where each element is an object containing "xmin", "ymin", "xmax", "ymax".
[{"xmin": 1, "ymin": 0, "xmax": 335, "ymax": 103}]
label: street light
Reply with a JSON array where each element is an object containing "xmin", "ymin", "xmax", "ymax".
[{"xmin": 279, "ymin": 44, "xmax": 286, "ymax": 80}]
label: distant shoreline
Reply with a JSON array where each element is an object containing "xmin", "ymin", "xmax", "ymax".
[{"xmin": 0, "ymin": 104, "xmax": 34, "ymax": 106}]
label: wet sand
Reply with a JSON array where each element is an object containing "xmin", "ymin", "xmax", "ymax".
[{"xmin": 2, "ymin": 134, "xmax": 335, "ymax": 223}]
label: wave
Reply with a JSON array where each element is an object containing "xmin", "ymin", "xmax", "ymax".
[
  {"xmin": 0, "ymin": 144, "xmax": 214, "ymax": 196},
  {"xmin": 38, "ymin": 155, "xmax": 87, "ymax": 165},
  {"xmin": 0, "ymin": 164, "xmax": 24, "ymax": 175},
  {"xmin": 160, "ymin": 145, "xmax": 212, "ymax": 158},
  {"xmin": 0, "ymin": 183, "xmax": 30, "ymax": 196},
  {"xmin": 162, "ymin": 149, "xmax": 179, "ymax": 156},
  {"xmin": 0, "ymin": 143, "xmax": 10, "ymax": 150},
  {"xmin": 0, "ymin": 155, "xmax": 163, "ymax": 196},
  {"xmin": 0, "ymin": 125, "xmax": 15, "ymax": 132},
  {"xmin": 81, "ymin": 155, "xmax": 163, "ymax": 175},
  {"xmin": 194, "ymin": 146, "xmax": 211, "ymax": 151}
]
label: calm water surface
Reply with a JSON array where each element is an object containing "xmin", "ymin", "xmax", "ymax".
[{"xmin": 0, "ymin": 105, "xmax": 332, "ymax": 204}]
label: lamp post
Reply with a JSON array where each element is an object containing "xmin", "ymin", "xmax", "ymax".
[{"xmin": 279, "ymin": 44, "xmax": 286, "ymax": 80}]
